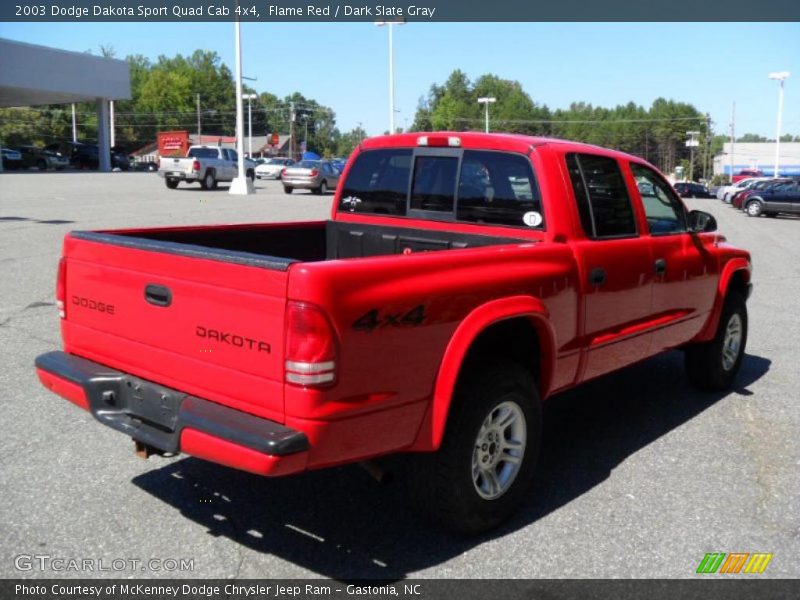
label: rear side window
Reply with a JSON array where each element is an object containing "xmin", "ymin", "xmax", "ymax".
[
  {"xmin": 338, "ymin": 149, "xmax": 411, "ymax": 215},
  {"xmin": 456, "ymin": 150, "xmax": 542, "ymax": 227},
  {"xmin": 566, "ymin": 153, "xmax": 637, "ymax": 238}
]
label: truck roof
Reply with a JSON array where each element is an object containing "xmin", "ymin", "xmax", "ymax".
[{"xmin": 360, "ymin": 131, "xmax": 646, "ymax": 164}]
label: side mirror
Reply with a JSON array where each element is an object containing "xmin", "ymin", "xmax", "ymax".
[{"xmin": 689, "ymin": 210, "xmax": 717, "ymax": 233}]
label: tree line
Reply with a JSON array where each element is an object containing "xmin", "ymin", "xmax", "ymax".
[{"xmin": 1, "ymin": 53, "xmax": 796, "ymax": 173}]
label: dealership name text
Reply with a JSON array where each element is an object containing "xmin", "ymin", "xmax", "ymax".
[{"xmin": 16, "ymin": 584, "xmax": 415, "ymax": 597}]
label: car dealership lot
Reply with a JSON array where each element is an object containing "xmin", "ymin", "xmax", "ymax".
[{"xmin": 1, "ymin": 172, "xmax": 798, "ymax": 579}]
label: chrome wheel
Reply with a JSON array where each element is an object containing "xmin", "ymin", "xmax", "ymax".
[
  {"xmin": 747, "ymin": 202, "xmax": 761, "ymax": 216},
  {"xmin": 722, "ymin": 313, "xmax": 743, "ymax": 371},
  {"xmin": 472, "ymin": 401, "xmax": 526, "ymax": 500}
]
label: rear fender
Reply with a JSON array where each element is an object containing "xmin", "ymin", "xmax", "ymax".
[{"xmin": 412, "ymin": 295, "xmax": 556, "ymax": 451}]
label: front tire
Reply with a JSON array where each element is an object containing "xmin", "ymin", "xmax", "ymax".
[
  {"xmin": 685, "ymin": 291, "xmax": 747, "ymax": 391},
  {"xmin": 746, "ymin": 200, "xmax": 763, "ymax": 217},
  {"xmin": 165, "ymin": 178, "xmax": 179, "ymax": 189},
  {"xmin": 409, "ymin": 362, "xmax": 541, "ymax": 534}
]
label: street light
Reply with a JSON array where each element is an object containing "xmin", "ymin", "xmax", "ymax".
[
  {"xmin": 229, "ymin": 18, "xmax": 254, "ymax": 195},
  {"xmin": 686, "ymin": 130, "xmax": 700, "ymax": 181},
  {"xmin": 478, "ymin": 97, "xmax": 496, "ymax": 133},
  {"xmin": 769, "ymin": 71, "xmax": 790, "ymax": 177},
  {"xmin": 376, "ymin": 19, "xmax": 405, "ymax": 134},
  {"xmin": 242, "ymin": 93, "xmax": 257, "ymax": 158}
]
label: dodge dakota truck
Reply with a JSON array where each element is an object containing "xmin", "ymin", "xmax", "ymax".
[
  {"xmin": 158, "ymin": 145, "xmax": 255, "ymax": 190},
  {"xmin": 36, "ymin": 132, "xmax": 752, "ymax": 533}
]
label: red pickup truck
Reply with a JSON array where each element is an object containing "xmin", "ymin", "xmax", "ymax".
[{"xmin": 36, "ymin": 132, "xmax": 752, "ymax": 533}]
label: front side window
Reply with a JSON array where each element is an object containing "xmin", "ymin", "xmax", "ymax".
[
  {"xmin": 456, "ymin": 150, "xmax": 543, "ymax": 228},
  {"xmin": 566, "ymin": 153, "xmax": 637, "ymax": 238},
  {"xmin": 630, "ymin": 163, "xmax": 687, "ymax": 235}
]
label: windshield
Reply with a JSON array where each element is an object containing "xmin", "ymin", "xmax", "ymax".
[
  {"xmin": 188, "ymin": 147, "xmax": 219, "ymax": 159},
  {"xmin": 297, "ymin": 160, "xmax": 319, "ymax": 168}
]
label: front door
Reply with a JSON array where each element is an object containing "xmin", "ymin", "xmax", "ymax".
[{"xmin": 629, "ymin": 162, "xmax": 718, "ymax": 352}]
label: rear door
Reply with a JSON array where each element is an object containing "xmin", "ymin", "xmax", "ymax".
[{"xmin": 565, "ymin": 153, "xmax": 655, "ymax": 381}]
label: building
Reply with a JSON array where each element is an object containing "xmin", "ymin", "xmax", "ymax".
[
  {"xmin": 0, "ymin": 38, "xmax": 131, "ymax": 172},
  {"xmin": 713, "ymin": 142, "xmax": 800, "ymax": 177}
]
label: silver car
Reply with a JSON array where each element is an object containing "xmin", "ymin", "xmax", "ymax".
[
  {"xmin": 255, "ymin": 157, "xmax": 295, "ymax": 179},
  {"xmin": 281, "ymin": 160, "xmax": 340, "ymax": 194}
]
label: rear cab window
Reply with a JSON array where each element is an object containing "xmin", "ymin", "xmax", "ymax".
[{"xmin": 338, "ymin": 147, "xmax": 544, "ymax": 229}]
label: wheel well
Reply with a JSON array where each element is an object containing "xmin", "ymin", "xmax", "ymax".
[
  {"xmin": 727, "ymin": 269, "xmax": 750, "ymax": 299},
  {"xmin": 459, "ymin": 318, "xmax": 541, "ymax": 391}
]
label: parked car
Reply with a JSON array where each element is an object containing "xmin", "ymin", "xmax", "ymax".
[
  {"xmin": 159, "ymin": 145, "xmax": 255, "ymax": 189},
  {"xmin": 742, "ymin": 179, "xmax": 800, "ymax": 217},
  {"xmin": 281, "ymin": 159, "xmax": 340, "ymax": 194},
  {"xmin": 133, "ymin": 161, "xmax": 158, "ymax": 172},
  {"xmin": 35, "ymin": 131, "xmax": 752, "ymax": 534},
  {"xmin": 43, "ymin": 141, "xmax": 130, "ymax": 170},
  {"xmin": 255, "ymin": 157, "xmax": 295, "ymax": 179},
  {"xmin": 732, "ymin": 168, "xmax": 764, "ymax": 183},
  {"xmin": 17, "ymin": 145, "xmax": 70, "ymax": 171},
  {"xmin": 1, "ymin": 147, "xmax": 22, "ymax": 169},
  {"xmin": 674, "ymin": 182, "xmax": 713, "ymax": 198},
  {"xmin": 732, "ymin": 179, "xmax": 785, "ymax": 210},
  {"xmin": 721, "ymin": 177, "xmax": 770, "ymax": 203}
]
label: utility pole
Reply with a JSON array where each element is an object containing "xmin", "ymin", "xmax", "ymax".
[
  {"xmin": 702, "ymin": 113, "xmax": 711, "ymax": 182},
  {"xmin": 71, "ymin": 104, "xmax": 77, "ymax": 142},
  {"xmin": 228, "ymin": 13, "xmax": 254, "ymax": 195},
  {"xmin": 729, "ymin": 102, "xmax": 735, "ymax": 183},
  {"xmin": 289, "ymin": 102, "xmax": 295, "ymax": 160},
  {"xmin": 686, "ymin": 131, "xmax": 700, "ymax": 181},
  {"xmin": 109, "ymin": 100, "xmax": 115, "ymax": 148},
  {"xmin": 769, "ymin": 71, "xmax": 790, "ymax": 177},
  {"xmin": 196, "ymin": 93, "xmax": 201, "ymax": 143}
]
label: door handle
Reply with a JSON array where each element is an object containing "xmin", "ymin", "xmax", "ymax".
[
  {"xmin": 589, "ymin": 267, "xmax": 606, "ymax": 286},
  {"xmin": 654, "ymin": 258, "xmax": 667, "ymax": 275},
  {"xmin": 144, "ymin": 284, "xmax": 172, "ymax": 307}
]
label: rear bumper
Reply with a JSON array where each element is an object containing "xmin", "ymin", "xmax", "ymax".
[
  {"xmin": 35, "ymin": 351, "xmax": 309, "ymax": 476},
  {"xmin": 281, "ymin": 177, "xmax": 319, "ymax": 189}
]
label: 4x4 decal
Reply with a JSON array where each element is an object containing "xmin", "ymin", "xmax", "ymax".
[{"xmin": 352, "ymin": 305, "xmax": 426, "ymax": 332}]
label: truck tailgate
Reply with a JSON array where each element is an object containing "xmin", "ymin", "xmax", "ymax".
[
  {"xmin": 160, "ymin": 157, "xmax": 194, "ymax": 176},
  {"xmin": 60, "ymin": 233, "xmax": 288, "ymax": 423}
]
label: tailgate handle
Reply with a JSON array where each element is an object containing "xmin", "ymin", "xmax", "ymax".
[{"xmin": 144, "ymin": 284, "xmax": 172, "ymax": 307}]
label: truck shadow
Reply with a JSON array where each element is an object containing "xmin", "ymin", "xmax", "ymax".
[{"xmin": 132, "ymin": 351, "xmax": 770, "ymax": 580}]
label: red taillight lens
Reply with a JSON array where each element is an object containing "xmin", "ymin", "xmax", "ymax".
[
  {"xmin": 309, "ymin": 169, "xmax": 318, "ymax": 177},
  {"xmin": 192, "ymin": 160, "xmax": 201, "ymax": 171},
  {"xmin": 285, "ymin": 301, "xmax": 337, "ymax": 386},
  {"xmin": 56, "ymin": 257, "xmax": 67, "ymax": 318},
  {"xmin": 281, "ymin": 168, "xmax": 287, "ymax": 177}
]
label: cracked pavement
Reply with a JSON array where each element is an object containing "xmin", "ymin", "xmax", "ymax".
[{"xmin": 0, "ymin": 172, "xmax": 798, "ymax": 579}]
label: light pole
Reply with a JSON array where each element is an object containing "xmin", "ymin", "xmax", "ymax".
[
  {"xmin": 478, "ymin": 97, "xmax": 496, "ymax": 133},
  {"xmin": 769, "ymin": 71, "xmax": 790, "ymax": 177},
  {"xmin": 242, "ymin": 93, "xmax": 257, "ymax": 157},
  {"xmin": 376, "ymin": 19, "xmax": 405, "ymax": 134},
  {"xmin": 229, "ymin": 16, "xmax": 254, "ymax": 195},
  {"xmin": 686, "ymin": 131, "xmax": 700, "ymax": 181}
]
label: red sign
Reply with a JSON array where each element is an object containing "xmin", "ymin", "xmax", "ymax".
[
  {"xmin": 270, "ymin": 133, "xmax": 280, "ymax": 147},
  {"xmin": 157, "ymin": 131, "xmax": 190, "ymax": 157}
]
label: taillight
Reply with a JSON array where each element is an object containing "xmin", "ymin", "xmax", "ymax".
[
  {"xmin": 192, "ymin": 160, "xmax": 201, "ymax": 172},
  {"xmin": 281, "ymin": 168, "xmax": 287, "ymax": 177},
  {"xmin": 56, "ymin": 257, "xmax": 67, "ymax": 318},
  {"xmin": 309, "ymin": 169, "xmax": 318, "ymax": 177},
  {"xmin": 417, "ymin": 135, "xmax": 461, "ymax": 147},
  {"xmin": 285, "ymin": 301, "xmax": 337, "ymax": 386}
]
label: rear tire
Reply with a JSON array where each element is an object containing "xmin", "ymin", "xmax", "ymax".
[
  {"xmin": 283, "ymin": 186, "xmax": 293, "ymax": 194},
  {"xmin": 685, "ymin": 291, "xmax": 747, "ymax": 391},
  {"xmin": 165, "ymin": 178, "xmax": 179, "ymax": 189},
  {"xmin": 201, "ymin": 171, "xmax": 216, "ymax": 191},
  {"xmin": 409, "ymin": 362, "xmax": 541, "ymax": 534}
]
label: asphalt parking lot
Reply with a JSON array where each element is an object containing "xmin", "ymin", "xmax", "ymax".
[{"xmin": 1, "ymin": 171, "xmax": 798, "ymax": 580}]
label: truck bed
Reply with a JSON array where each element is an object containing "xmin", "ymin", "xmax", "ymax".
[{"xmin": 75, "ymin": 220, "xmax": 525, "ymax": 269}]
